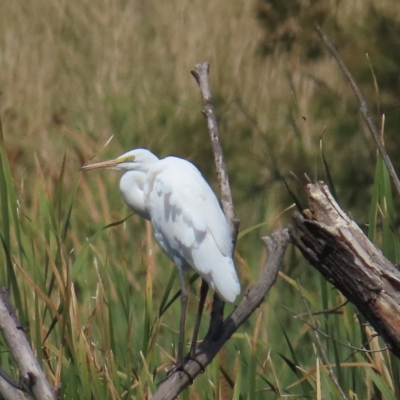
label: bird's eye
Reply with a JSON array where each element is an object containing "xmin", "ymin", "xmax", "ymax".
[{"xmin": 120, "ymin": 155, "xmax": 135, "ymax": 163}]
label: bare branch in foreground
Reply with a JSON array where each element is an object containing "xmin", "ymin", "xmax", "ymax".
[
  {"xmin": 151, "ymin": 228, "xmax": 290, "ymax": 400},
  {"xmin": 0, "ymin": 372, "xmax": 31, "ymax": 400},
  {"xmin": 290, "ymin": 182, "xmax": 400, "ymax": 359},
  {"xmin": 0, "ymin": 288, "xmax": 55, "ymax": 400},
  {"xmin": 316, "ymin": 25, "xmax": 400, "ymax": 198}
]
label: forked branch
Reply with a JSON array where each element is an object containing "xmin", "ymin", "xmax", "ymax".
[{"xmin": 150, "ymin": 63, "xmax": 290, "ymax": 399}]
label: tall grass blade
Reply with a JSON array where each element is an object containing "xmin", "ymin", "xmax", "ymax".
[
  {"xmin": 158, "ymin": 269, "xmax": 178, "ymax": 316},
  {"xmin": 232, "ymin": 353, "xmax": 242, "ymax": 400},
  {"xmin": 320, "ymin": 135, "xmax": 337, "ymax": 200},
  {"xmin": 159, "ymin": 273, "xmax": 199, "ymax": 316},
  {"xmin": 0, "ymin": 141, "xmax": 24, "ymax": 317}
]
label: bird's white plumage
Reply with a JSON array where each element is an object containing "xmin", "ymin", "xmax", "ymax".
[
  {"xmin": 145, "ymin": 156, "xmax": 240, "ymax": 302},
  {"xmin": 82, "ymin": 148, "xmax": 240, "ymax": 303}
]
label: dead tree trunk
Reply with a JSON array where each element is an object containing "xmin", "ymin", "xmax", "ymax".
[{"xmin": 290, "ymin": 181, "xmax": 400, "ymax": 358}]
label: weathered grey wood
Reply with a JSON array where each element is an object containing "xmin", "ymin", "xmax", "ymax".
[
  {"xmin": 290, "ymin": 182, "xmax": 400, "ymax": 358},
  {"xmin": 190, "ymin": 61, "xmax": 239, "ymax": 351},
  {"xmin": 0, "ymin": 288, "xmax": 55, "ymax": 400}
]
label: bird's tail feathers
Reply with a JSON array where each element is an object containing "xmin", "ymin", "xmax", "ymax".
[
  {"xmin": 194, "ymin": 251, "xmax": 240, "ymax": 303},
  {"xmin": 209, "ymin": 256, "xmax": 240, "ymax": 303}
]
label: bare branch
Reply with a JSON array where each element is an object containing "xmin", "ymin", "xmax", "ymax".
[
  {"xmin": 0, "ymin": 288, "xmax": 55, "ymax": 400},
  {"xmin": 0, "ymin": 373, "xmax": 31, "ymax": 400},
  {"xmin": 316, "ymin": 25, "xmax": 400, "ymax": 198},
  {"xmin": 151, "ymin": 229, "xmax": 290, "ymax": 400},
  {"xmin": 191, "ymin": 62, "xmax": 239, "ymax": 242},
  {"xmin": 190, "ymin": 62, "xmax": 239, "ymax": 353}
]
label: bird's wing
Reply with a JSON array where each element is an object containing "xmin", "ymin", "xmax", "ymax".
[{"xmin": 146, "ymin": 157, "xmax": 233, "ymax": 260}]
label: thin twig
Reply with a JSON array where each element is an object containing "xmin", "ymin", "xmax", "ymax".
[
  {"xmin": 315, "ymin": 25, "xmax": 400, "ymax": 198},
  {"xmin": 295, "ymin": 300, "xmax": 349, "ymax": 317},
  {"xmin": 283, "ymin": 305, "xmax": 388, "ymax": 354}
]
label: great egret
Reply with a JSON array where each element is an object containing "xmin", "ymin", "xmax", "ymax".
[{"xmin": 81, "ymin": 148, "xmax": 240, "ymax": 363}]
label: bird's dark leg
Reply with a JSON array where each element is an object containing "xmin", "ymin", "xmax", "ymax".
[
  {"xmin": 177, "ymin": 266, "xmax": 188, "ymax": 366},
  {"xmin": 189, "ymin": 279, "xmax": 209, "ymax": 357}
]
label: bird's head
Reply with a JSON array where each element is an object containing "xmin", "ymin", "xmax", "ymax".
[{"xmin": 80, "ymin": 148, "xmax": 159, "ymax": 172}]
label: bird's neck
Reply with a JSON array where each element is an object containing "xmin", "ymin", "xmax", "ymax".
[{"xmin": 119, "ymin": 171, "xmax": 151, "ymax": 220}]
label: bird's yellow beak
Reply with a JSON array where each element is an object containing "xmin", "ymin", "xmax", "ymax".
[{"xmin": 80, "ymin": 155, "xmax": 135, "ymax": 171}]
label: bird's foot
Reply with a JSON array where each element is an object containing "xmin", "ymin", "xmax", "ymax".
[
  {"xmin": 188, "ymin": 343, "xmax": 205, "ymax": 373},
  {"xmin": 185, "ymin": 354, "xmax": 205, "ymax": 374},
  {"xmin": 164, "ymin": 353, "xmax": 205, "ymax": 384},
  {"xmin": 165, "ymin": 359, "xmax": 195, "ymax": 384}
]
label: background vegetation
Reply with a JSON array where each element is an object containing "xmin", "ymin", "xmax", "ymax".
[{"xmin": 0, "ymin": 0, "xmax": 399, "ymax": 398}]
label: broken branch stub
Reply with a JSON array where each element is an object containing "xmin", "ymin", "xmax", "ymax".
[{"xmin": 290, "ymin": 181, "xmax": 400, "ymax": 358}]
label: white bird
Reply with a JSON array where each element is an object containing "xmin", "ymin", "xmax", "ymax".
[{"xmin": 81, "ymin": 148, "xmax": 240, "ymax": 362}]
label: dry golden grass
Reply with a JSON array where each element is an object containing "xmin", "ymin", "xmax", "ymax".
[
  {"xmin": 0, "ymin": 0, "xmax": 389, "ymax": 173},
  {"xmin": 0, "ymin": 0, "xmax": 396, "ymax": 188}
]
